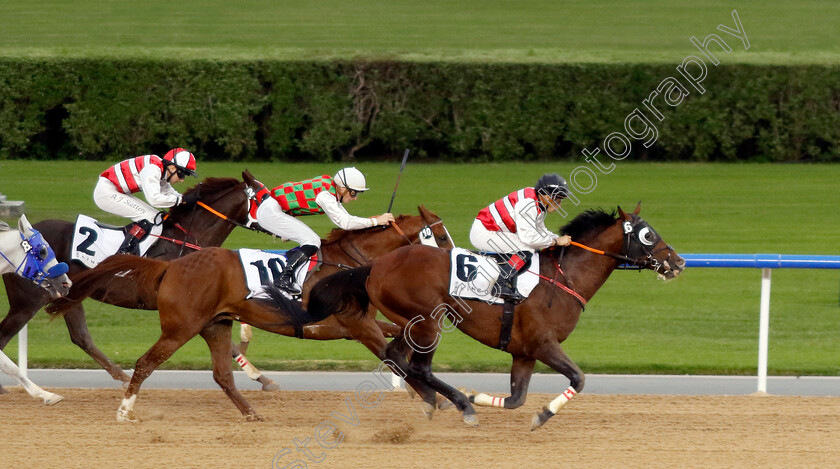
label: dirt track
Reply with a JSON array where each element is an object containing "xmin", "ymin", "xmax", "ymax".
[{"xmin": 2, "ymin": 387, "xmax": 838, "ymax": 468}]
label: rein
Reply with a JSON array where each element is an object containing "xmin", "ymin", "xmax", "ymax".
[
  {"xmin": 197, "ymin": 200, "xmax": 261, "ymax": 232},
  {"xmin": 147, "ymin": 186, "xmax": 258, "ymax": 253},
  {"xmin": 390, "ymin": 221, "xmax": 411, "ymax": 244}
]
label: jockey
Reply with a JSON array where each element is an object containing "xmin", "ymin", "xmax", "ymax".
[
  {"xmin": 253, "ymin": 167, "xmax": 395, "ymax": 295},
  {"xmin": 93, "ymin": 148, "xmax": 198, "ymax": 255},
  {"xmin": 469, "ymin": 173, "xmax": 572, "ymax": 297}
]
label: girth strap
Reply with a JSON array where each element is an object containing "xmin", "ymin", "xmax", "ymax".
[{"xmin": 498, "ymin": 299, "xmax": 516, "ymax": 351}]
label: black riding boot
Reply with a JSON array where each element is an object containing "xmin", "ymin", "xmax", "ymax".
[
  {"xmin": 117, "ymin": 220, "xmax": 152, "ymax": 255},
  {"xmin": 274, "ymin": 245, "xmax": 317, "ymax": 295},
  {"xmin": 493, "ymin": 251, "xmax": 532, "ymax": 301}
]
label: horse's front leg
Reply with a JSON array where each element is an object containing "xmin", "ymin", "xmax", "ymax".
[
  {"xmin": 465, "ymin": 355, "xmax": 536, "ymax": 410},
  {"xmin": 530, "ymin": 342, "xmax": 584, "ymax": 431},
  {"xmin": 0, "ymin": 276, "xmax": 49, "ymax": 395},
  {"xmin": 201, "ymin": 320, "xmax": 262, "ymax": 421},
  {"xmin": 0, "ymin": 350, "xmax": 63, "ymax": 405},
  {"xmin": 119, "ymin": 329, "xmax": 198, "ymax": 422}
]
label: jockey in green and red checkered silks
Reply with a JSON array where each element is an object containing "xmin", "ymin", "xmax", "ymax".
[{"xmin": 269, "ymin": 175, "xmax": 336, "ymax": 216}]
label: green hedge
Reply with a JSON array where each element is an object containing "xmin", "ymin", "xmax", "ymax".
[{"xmin": 0, "ymin": 59, "xmax": 837, "ymax": 162}]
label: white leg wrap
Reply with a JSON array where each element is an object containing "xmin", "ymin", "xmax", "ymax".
[
  {"xmin": 240, "ymin": 323, "xmax": 253, "ymax": 343},
  {"xmin": 473, "ymin": 393, "xmax": 506, "ymax": 408},
  {"xmin": 234, "ymin": 353, "xmax": 263, "ymax": 380},
  {"xmin": 547, "ymin": 386, "xmax": 577, "ymax": 414}
]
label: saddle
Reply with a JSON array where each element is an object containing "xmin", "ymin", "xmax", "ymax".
[{"xmin": 480, "ymin": 251, "xmax": 533, "ymax": 302}]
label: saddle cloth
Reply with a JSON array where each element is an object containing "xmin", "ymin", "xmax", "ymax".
[
  {"xmin": 71, "ymin": 214, "xmax": 159, "ymax": 268},
  {"xmin": 448, "ymin": 247, "xmax": 539, "ymax": 305},
  {"xmin": 238, "ymin": 248, "xmax": 318, "ymax": 299}
]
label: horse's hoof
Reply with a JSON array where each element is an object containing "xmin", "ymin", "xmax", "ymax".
[
  {"xmin": 259, "ymin": 379, "xmax": 281, "ymax": 392},
  {"xmin": 420, "ymin": 402, "xmax": 435, "ymax": 420},
  {"xmin": 245, "ymin": 413, "xmax": 265, "ymax": 422},
  {"xmin": 406, "ymin": 386, "xmax": 417, "ymax": 399},
  {"xmin": 43, "ymin": 393, "xmax": 64, "ymax": 406},
  {"xmin": 116, "ymin": 409, "xmax": 137, "ymax": 422},
  {"xmin": 0, "ymin": 385, "xmax": 8, "ymax": 395},
  {"xmin": 436, "ymin": 394, "xmax": 453, "ymax": 411},
  {"xmin": 530, "ymin": 407, "xmax": 554, "ymax": 431},
  {"xmin": 462, "ymin": 413, "xmax": 480, "ymax": 427}
]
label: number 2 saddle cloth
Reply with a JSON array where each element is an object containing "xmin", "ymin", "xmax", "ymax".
[{"xmin": 71, "ymin": 214, "xmax": 160, "ymax": 268}]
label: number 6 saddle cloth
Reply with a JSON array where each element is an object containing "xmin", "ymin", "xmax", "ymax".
[
  {"xmin": 448, "ymin": 247, "xmax": 540, "ymax": 305},
  {"xmin": 71, "ymin": 214, "xmax": 160, "ymax": 268}
]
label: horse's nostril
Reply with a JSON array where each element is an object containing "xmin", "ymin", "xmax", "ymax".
[{"xmin": 675, "ymin": 257, "xmax": 686, "ymax": 268}]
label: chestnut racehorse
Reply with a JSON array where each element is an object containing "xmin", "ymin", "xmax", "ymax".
[
  {"xmin": 299, "ymin": 205, "xmax": 685, "ymax": 429},
  {"xmin": 0, "ymin": 176, "xmax": 254, "ymax": 394}
]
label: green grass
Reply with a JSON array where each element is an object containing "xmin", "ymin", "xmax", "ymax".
[
  {"xmin": 0, "ymin": 1, "xmax": 837, "ymax": 63},
  {"xmin": 1, "ymin": 160, "xmax": 839, "ymax": 375}
]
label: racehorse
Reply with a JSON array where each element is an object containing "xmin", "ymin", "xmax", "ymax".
[
  {"xmin": 299, "ymin": 204, "xmax": 685, "ymax": 430},
  {"xmin": 0, "ymin": 176, "xmax": 253, "ymax": 394},
  {"xmin": 46, "ymin": 206, "xmax": 454, "ymax": 420},
  {"xmin": 0, "ymin": 215, "xmax": 71, "ymax": 405}
]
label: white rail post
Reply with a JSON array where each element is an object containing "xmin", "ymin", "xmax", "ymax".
[
  {"xmin": 19, "ymin": 324, "xmax": 27, "ymax": 378},
  {"xmin": 757, "ymin": 268, "xmax": 771, "ymax": 393}
]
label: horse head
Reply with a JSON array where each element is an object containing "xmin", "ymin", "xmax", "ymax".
[
  {"xmin": 616, "ymin": 203, "xmax": 685, "ymax": 279},
  {"xmin": 11, "ymin": 214, "xmax": 72, "ymax": 298},
  {"xmin": 417, "ymin": 204, "xmax": 455, "ymax": 249}
]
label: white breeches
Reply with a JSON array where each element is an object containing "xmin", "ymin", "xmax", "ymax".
[
  {"xmin": 255, "ymin": 198, "xmax": 321, "ymax": 247},
  {"xmin": 94, "ymin": 178, "xmax": 159, "ymax": 223},
  {"xmin": 469, "ymin": 219, "xmax": 534, "ymax": 253}
]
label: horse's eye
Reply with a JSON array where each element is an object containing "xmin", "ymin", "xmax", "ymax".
[
  {"xmin": 638, "ymin": 227, "xmax": 655, "ymax": 246},
  {"xmin": 38, "ymin": 245, "xmax": 49, "ymax": 260}
]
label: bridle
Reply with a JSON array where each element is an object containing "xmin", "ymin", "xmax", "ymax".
[
  {"xmin": 537, "ymin": 216, "xmax": 676, "ymax": 306},
  {"xmin": 568, "ymin": 217, "xmax": 675, "ymax": 273}
]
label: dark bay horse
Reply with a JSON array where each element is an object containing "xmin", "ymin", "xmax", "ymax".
[
  {"xmin": 46, "ymin": 207, "xmax": 453, "ymax": 420},
  {"xmin": 0, "ymin": 176, "xmax": 252, "ymax": 393},
  {"xmin": 300, "ymin": 205, "xmax": 685, "ymax": 430}
]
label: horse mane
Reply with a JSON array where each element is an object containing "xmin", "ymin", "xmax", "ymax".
[
  {"xmin": 560, "ymin": 209, "xmax": 617, "ymax": 239},
  {"xmin": 322, "ymin": 213, "xmax": 414, "ymax": 245}
]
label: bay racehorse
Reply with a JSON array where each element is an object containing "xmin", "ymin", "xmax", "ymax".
[
  {"xmin": 298, "ymin": 204, "xmax": 685, "ymax": 430},
  {"xmin": 0, "ymin": 176, "xmax": 253, "ymax": 394},
  {"xmin": 0, "ymin": 215, "xmax": 71, "ymax": 404},
  {"xmin": 46, "ymin": 206, "xmax": 454, "ymax": 420}
]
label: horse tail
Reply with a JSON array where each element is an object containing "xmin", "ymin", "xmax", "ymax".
[
  {"xmin": 308, "ymin": 265, "xmax": 372, "ymax": 320},
  {"xmin": 261, "ymin": 265, "xmax": 372, "ymax": 327},
  {"xmin": 46, "ymin": 255, "xmax": 170, "ymax": 317}
]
